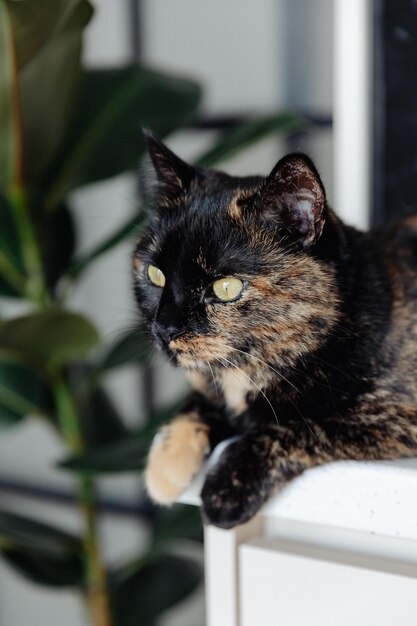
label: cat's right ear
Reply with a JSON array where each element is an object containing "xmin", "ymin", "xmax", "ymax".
[
  {"xmin": 143, "ymin": 130, "xmax": 196, "ymax": 205},
  {"xmin": 256, "ymin": 153, "xmax": 327, "ymax": 248}
]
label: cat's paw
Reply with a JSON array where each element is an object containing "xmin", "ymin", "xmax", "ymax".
[
  {"xmin": 200, "ymin": 441, "xmax": 268, "ymax": 529},
  {"xmin": 145, "ymin": 413, "xmax": 210, "ymax": 505}
]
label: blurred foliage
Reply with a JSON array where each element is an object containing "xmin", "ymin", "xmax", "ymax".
[
  {"xmin": 0, "ymin": 509, "xmax": 84, "ymax": 587},
  {"xmin": 0, "ymin": 1, "xmax": 303, "ymax": 624}
]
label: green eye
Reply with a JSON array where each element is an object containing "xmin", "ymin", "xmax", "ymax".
[
  {"xmin": 147, "ymin": 264, "xmax": 166, "ymax": 287},
  {"xmin": 212, "ymin": 277, "xmax": 244, "ymax": 302}
]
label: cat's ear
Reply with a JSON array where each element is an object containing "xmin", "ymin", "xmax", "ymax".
[
  {"xmin": 143, "ymin": 129, "xmax": 196, "ymax": 204},
  {"xmin": 257, "ymin": 153, "xmax": 326, "ymax": 247}
]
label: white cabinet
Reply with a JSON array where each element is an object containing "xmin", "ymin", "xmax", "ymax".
[
  {"xmin": 180, "ymin": 451, "xmax": 417, "ymax": 626},
  {"xmin": 240, "ymin": 540, "xmax": 417, "ymax": 626}
]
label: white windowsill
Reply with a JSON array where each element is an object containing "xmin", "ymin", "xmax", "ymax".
[{"xmin": 179, "ymin": 439, "xmax": 417, "ymax": 543}]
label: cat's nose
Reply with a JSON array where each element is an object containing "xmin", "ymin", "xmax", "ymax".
[{"xmin": 154, "ymin": 322, "xmax": 184, "ymax": 344}]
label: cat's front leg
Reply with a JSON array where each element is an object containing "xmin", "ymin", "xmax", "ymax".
[
  {"xmin": 201, "ymin": 423, "xmax": 321, "ymax": 529},
  {"xmin": 145, "ymin": 393, "xmax": 231, "ymax": 504},
  {"xmin": 201, "ymin": 402, "xmax": 417, "ymax": 529},
  {"xmin": 145, "ymin": 410, "xmax": 210, "ymax": 504}
]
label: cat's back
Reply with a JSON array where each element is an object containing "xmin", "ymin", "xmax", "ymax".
[
  {"xmin": 380, "ymin": 214, "xmax": 417, "ymax": 299},
  {"xmin": 374, "ymin": 215, "xmax": 417, "ymax": 396}
]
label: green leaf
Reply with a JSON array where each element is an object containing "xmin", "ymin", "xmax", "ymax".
[
  {"xmin": 40, "ymin": 203, "xmax": 76, "ymax": 291},
  {"xmin": 98, "ymin": 326, "xmax": 152, "ymax": 373},
  {"xmin": 0, "ymin": 194, "xmax": 26, "ymax": 297},
  {"xmin": 44, "ymin": 66, "xmax": 202, "ymax": 208},
  {"xmin": 80, "ymin": 386, "xmax": 128, "ymax": 448},
  {"xmin": 0, "ymin": 310, "xmax": 100, "ymax": 369},
  {"xmin": 5, "ymin": 0, "xmax": 92, "ymax": 71},
  {"xmin": 0, "ymin": 1, "xmax": 21, "ymax": 189},
  {"xmin": 0, "ymin": 274, "xmax": 20, "ymax": 299},
  {"xmin": 153, "ymin": 505, "xmax": 203, "ymax": 546},
  {"xmin": 59, "ymin": 434, "xmax": 149, "ymax": 474},
  {"xmin": 1, "ymin": 550, "xmax": 83, "ymax": 588},
  {"xmin": 6, "ymin": 0, "xmax": 94, "ymax": 187},
  {"xmin": 196, "ymin": 113, "xmax": 305, "ymax": 167},
  {"xmin": 0, "ymin": 193, "xmax": 23, "ymax": 269},
  {"xmin": 110, "ymin": 555, "xmax": 202, "ymax": 626},
  {"xmin": 0, "ymin": 361, "xmax": 50, "ymax": 427},
  {"xmin": 59, "ymin": 399, "xmax": 183, "ymax": 473},
  {"xmin": 68, "ymin": 211, "xmax": 146, "ymax": 280},
  {"xmin": 0, "ymin": 509, "xmax": 83, "ymax": 587}
]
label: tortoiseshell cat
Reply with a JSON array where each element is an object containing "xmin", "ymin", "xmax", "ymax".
[{"xmin": 133, "ymin": 131, "xmax": 417, "ymax": 529}]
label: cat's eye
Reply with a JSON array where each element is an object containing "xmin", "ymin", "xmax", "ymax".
[
  {"xmin": 147, "ymin": 264, "xmax": 166, "ymax": 287},
  {"xmin": 212, "ymin": 277, "xmax": 244, "ymax": 302}
]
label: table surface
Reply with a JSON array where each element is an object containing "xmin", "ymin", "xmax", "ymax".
[{"xmin": 179, "ymin": 439, "xmax": 417, "ymax": 543}]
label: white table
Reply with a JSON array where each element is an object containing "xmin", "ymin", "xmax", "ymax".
[{"xmin": 180, "ymin": 441, "xmax": 417, "ymax": 626}]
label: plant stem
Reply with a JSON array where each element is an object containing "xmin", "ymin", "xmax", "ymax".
[
  {"xmin": 0, "ymin": 249, "xmax": 27, "ymax": 295},
  {"xmin": 8, "ymin": 185, "xmax": 49, "ymax": 307},
  {"xmin": 53, "ymin": 375, "xmax": 113, "ymax": 626},
  {"xmin": 7, "ymin": 182, "xmax": 113, "ymax": 626},
  {"xmin": 5, "ymin": 9, "xmax": 111, "ymax": 621},
  {"xmin": 5, "ymin": 10, "xmax": 44, "ymax": 306}
]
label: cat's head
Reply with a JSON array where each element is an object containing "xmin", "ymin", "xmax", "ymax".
[{"xmin": 133, "ymin": 132, "xmax": 340, "ymax": 372}]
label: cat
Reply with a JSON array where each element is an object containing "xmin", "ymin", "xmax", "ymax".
[{"xmin": 132, "ymin": 130, "xmax": 417, "ymax": 529}]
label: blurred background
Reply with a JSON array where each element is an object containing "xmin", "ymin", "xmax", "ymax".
[{"xmin": 0, "ymin": 0, "xmax": 414, "ymax": 624}]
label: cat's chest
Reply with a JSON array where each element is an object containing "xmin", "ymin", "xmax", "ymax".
[
  {"xmin": 187, "ymin": 368, "xmax": 257, "ymax": 415},
  {"xmin": 220, "ymin": 368, "xmax": 252, "ymax": 414}
]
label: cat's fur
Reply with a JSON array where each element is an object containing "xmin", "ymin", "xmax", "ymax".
[{"xmin": 133, "ymin": 131, "xmax": 417, "ymax": 529}]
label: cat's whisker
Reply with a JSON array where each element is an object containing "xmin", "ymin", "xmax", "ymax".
[
  {"xmin": 333, "ymin": 324, "xmax": 361, "ymax": 339},
  {"xmin": 208, "ymin": 361, "xmax": 219, "ymax": 398},
  {"xmin": 217, "ymin": 341, "xmax": 318, "ymax": 440},
  {"xmin": 216, "ymin": 355, "xmax": 280, "ymax": 426},
  {"xmin": 218, "ymin": 341, "xmax": 302, "ymax": 396}
]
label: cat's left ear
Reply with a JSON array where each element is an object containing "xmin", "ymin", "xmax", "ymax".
[
  {"xmin": 257, "ymin": 153, "xmax": 326, "ymax": 247},
  {"xmin": 144, "ymin": 130, "xmax": 197, "ymax": 204}
]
